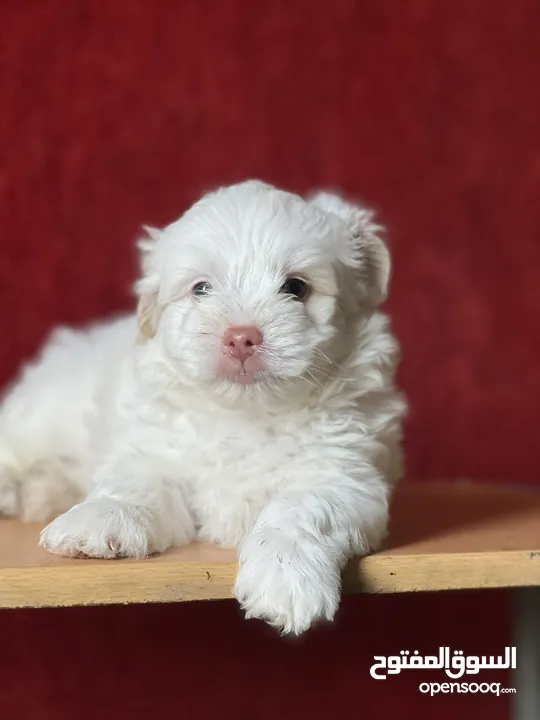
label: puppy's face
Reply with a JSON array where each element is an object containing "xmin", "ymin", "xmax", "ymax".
[{"xmin": 137, "ymin": 181, "xmax": 389, "ymax": 400}]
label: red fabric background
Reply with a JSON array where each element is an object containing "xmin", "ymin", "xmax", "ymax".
[{"xmin": 1, "ymin": 1, "xmax": 538, "ymax": 717}]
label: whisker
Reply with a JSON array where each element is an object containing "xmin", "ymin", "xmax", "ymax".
[
  {"xmin": 310, "ymin": 363, "xmax": 355, "ymax": 383},
  {"xmin": 297, "ymin": 376, "xmax": 318, "ymax": 390},
  {"xmin": 313, "ymin": 347, "xmax": 335, "ymax": 365},
  {"xmin": 305, "ymin": 369, "xmax": 323, "ymax": 388}
]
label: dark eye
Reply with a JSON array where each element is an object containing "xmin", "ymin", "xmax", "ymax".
[
  {"xmin": 192, "ymin": 281, "xmax": 212, "ymax": 297},
  {"xmin": 279, "ymin": 277, "xmax": 309, "ymax": 300}
]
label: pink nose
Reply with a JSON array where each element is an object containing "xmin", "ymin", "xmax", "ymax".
[{"xmin": 222, "ymin": 326, "xmax": 263, "ymax": 361}]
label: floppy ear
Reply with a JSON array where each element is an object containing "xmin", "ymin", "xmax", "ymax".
[
  {"xmin": 309, "ymin": 191, "xmax": 390, "ymax": 307},
  {"xmin": 135, "ymin": 226, "xmax": 162, "ymax": 342},
  {"xmin": 136, "ymin": 292, "xmax": 160, "ymax": 342}
]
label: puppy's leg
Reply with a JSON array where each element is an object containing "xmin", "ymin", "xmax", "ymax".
[
  {"xmin": 0, "ymin": 323, "xmax": 113, "ymax": 522},
  {"xmin": 20, "ymin": 458, "xmax": 84, "ymax": 523},
  {"xmin": 0, "ymin": 448, "xmax": 83, "ymax": 523},
  {"xmin": 40, "ymin": 447, "xmax": 194, "ymax": 558},
  {"xmin": 0, "ymin": 464, "xmax": 19, "ymax": 517},
  {"xmin": 234, "ymin": 470, "xmax": 389, "ymax": 635}
]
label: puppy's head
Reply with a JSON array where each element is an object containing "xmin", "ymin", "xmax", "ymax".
[{"xmin": 136, "ymin": 180, "xmax": 390, "ymax": 400}]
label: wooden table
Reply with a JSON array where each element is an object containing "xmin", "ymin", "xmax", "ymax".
[{"xmin": 1, "ymin": 480, "xmax": 539, "ymax": 719}]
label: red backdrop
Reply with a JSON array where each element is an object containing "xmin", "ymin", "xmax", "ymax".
[{"xmin": 1, "ymin": 1, "xmax": 538, "ymax": 717}]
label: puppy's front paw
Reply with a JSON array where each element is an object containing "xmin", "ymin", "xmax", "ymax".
[
  {"xmin": 40, "ymin": 499, "xmax": 164, "ymax": 559},
  {"xmin": 234, "ymin": 530, "xmax": 341, "ymax": 635}
]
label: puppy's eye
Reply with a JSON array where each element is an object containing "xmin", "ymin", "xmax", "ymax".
[
  {"xmin": 279, "ymin": 277, "xmax": 309, "ymax": 301},
  {"xmin": 192, "ymin": 281, "xmax": 212, "ymax": 297}
]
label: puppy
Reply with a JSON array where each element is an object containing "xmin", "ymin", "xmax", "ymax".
[{"xmin": 0, "ymin": 180, "xmax": 406, "ymax": 633}]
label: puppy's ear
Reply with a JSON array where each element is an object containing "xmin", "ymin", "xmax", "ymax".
[
  {"xmin": 135, "ymin": 226, "xmax": 162, "ymax": 342},
  {"xmin": 136, "ymin": 292, "xmax": 160, "ymax": 342},
  {"xmin": 309, "ymin": 191, "xmax": 390, "ymax": 307}
]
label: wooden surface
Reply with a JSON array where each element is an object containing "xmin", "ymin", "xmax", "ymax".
[{"xmin": 1, "ymin": 481, "xmax": 540, "ymax": 609}]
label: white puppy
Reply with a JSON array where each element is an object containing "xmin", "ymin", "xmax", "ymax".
[{"xmin": 0, "ymin": 180, "xmax": 405, "ymax": 633}]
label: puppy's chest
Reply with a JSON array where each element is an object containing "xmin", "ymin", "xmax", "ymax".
[
  {"xmin": 172, "ymin": 412, "xmax": 301, "ymax": 484},
  {"xmin": 163, "ymin": 406, "xmax": 361, "ymax": 546},
  {"xmin": 167, "ymin": 412, "xmax": 307, "ymax": 544}
]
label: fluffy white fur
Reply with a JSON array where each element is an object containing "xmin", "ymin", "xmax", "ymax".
[{"xmin": 0, "ymin": 180, "xmax": 406, "ymax": 634}]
